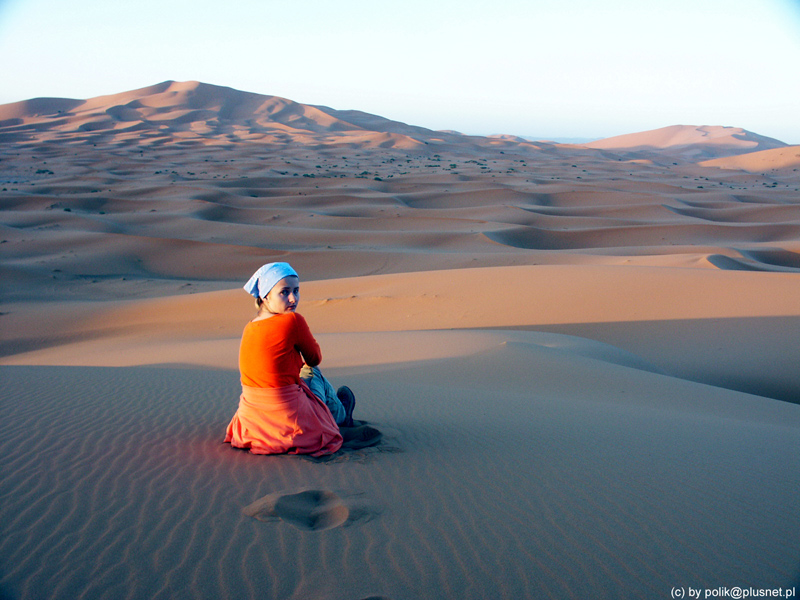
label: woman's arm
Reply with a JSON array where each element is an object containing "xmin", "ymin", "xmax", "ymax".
[{"xmin": 293, "ymin": 313, "xmax": 322, "ymax": 367}]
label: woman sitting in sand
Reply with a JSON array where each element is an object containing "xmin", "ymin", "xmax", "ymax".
[{"xmin": 224, "ymin": 262, "xmax": 357, "ymax": 457}]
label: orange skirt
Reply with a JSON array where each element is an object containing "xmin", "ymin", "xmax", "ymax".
[{"xmin": 224, "ymin": 381, "xmax": 342, "ymax": 457}]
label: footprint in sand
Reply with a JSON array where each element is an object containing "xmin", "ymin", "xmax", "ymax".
[{"xmin": 243, "ymin": 489, "xmax": 379, "ymax": 531}]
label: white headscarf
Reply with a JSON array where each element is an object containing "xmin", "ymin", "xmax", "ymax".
[{"xmin": 243, "ymin": 262, "xmax": 299, "ymax": 298}]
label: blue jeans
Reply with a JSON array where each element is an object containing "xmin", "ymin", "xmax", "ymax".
[{"xmin": 300, "ymin": 366, "xmax": 346, "ymax": 425}]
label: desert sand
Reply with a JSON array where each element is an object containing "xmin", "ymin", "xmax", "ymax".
[{"xmin": 1, "ymin": 81, "xmax": 799, "ymax": 600}]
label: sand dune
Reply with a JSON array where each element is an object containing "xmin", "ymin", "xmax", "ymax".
[
  {"xmin": 584, "ymin": 124, "xmax": 787, "ymax": 159},
  {"xmin": 700, "ymin": 145, "xmax": 800, "ymax": 173},
  {"xmin": 0, "ymin": 80, "xmax": 508, "ymax": 151},
  {"xmin": 2, "ymin": 345, "xmax": 798, "ymax": 600},
  {"xmin": 3, "ymin": 264, "xmax": 799, "ymax": 402},
  {"xmin": 1, "ymin": 82, "xmax": 799, "ymax": 600}
]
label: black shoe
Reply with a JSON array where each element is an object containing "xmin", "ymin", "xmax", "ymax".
[
  {"xmin": 336, "ymin": 386, "xmax": 356, "ymax": 428},
  {"xmin": 341, "ymin": 424, "xmax": 382, "ymax": 449}
]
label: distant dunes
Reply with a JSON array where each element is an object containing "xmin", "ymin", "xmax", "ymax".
[
  {"xmin": 0, "ymin": 80, "xmax": 483, "ymax": 150},
  {"xmin": 699, "ymin": 145, "xmax": 800, "ymax": 173},
  {"xmin": 1, "ymin": 80, "xmax": 798, "ymax": 309},
  {"xmin": 2, "ymin": 81, "xmax": 792, "ymax": 161},
  {"xmin": 583, "ymin": 124, "xmax": 787, "ymax": 158}
]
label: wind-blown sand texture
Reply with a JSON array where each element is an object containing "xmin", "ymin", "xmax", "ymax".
[{"xmin": 2, "ymin": 81, "xmax": 799, "ymax": 600}]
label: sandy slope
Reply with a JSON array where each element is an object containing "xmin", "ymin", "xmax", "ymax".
[
  {"xmin": 3, "ymin": 265, "xmax": 799, "ymax": 401},
  {"xmin": 583, "ymin": 125, "xmax": 787, "ymax": 159},
  {"xmin": 700, "ymin": 145, "xmax": 800, "ymax": 173},
  {"xmin": 2, "ymin": 351, "xmax": 799, "ymax": 600},
  {"xmin": 1, "ymin": 82, "xmax": 799, "ymax": 600}
]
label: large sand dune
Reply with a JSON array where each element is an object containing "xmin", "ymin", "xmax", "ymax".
[
  {"xmin": 700, "ymin": 145, "xmax": 800, "ymax": 174},
  {"xmin": 583, "ymin": 124, "xmax": 787, "ymax": 160},
  {"xmin": 1, "ymin": 82, "xmax": 799, "ymax": 600}
]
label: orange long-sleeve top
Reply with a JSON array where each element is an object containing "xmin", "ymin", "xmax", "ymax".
[{"xmin": 239, "ymin": 312, "xmax": 322, "ymax": 388}]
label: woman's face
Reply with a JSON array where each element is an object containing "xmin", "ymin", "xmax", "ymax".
[{"xmin": 265, "ymin": 276, "xmax": 300, "ymax": 314}]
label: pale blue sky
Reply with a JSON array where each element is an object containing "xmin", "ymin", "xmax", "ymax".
[{"xmin": 1, "ymin": 0, "xmax": 799, "ymax": 142}]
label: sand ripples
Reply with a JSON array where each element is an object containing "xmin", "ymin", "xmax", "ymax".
[{"xmin": 2, "ymin": 335, "xmax": 800, "ymax": 600}]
